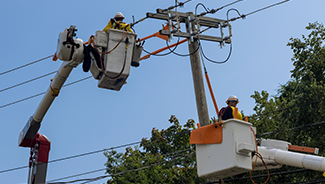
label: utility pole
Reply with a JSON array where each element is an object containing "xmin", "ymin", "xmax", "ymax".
[
  {"xmin": 146, "ymin": 9, "xmax": 231, "ymax": 127},
  {"xmin": 186, "ymin": 12, "xmax": 209, "ymax": 127}
]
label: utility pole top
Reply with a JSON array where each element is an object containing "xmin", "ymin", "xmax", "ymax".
[
  {"xmin": 146, "ymin": 9, "xmax": 231, "ymax": 44},
  {"xmin": 146, "ymin": 9, "xmax": 231, "ymax": 126}
]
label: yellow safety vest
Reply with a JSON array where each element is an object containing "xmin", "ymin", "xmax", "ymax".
[
  {"xmin": 230, "ymin": 106, "xmax": 242, "ymax": 120},
  {"xmin": 103, "ymin": 19, "xmax": 133, "ymax": 33}
]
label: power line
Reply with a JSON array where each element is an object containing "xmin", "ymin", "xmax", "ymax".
[
  {"xmin": 0, "ymin": 76, "xmax": 92, "ymax": 109},
  {"xmin": 165, "ymin": 27, "xmax": 211, "ymax": 57},
  {"xmin": 48, "ymin": 151, "xmax": 194, "ymax": 184},
  {"xmin": 0, "ymin": 141, "xmax": 141, "ymax": 174},
  {"xmin": 206, "ymin": 169, "xmax": 311, "ymax": 184},
  {"xmin": 196, "ymin": 0, "xmax": 244, "ymax": 17},
  {"xmin": 285, "ymin": 177, "xmax": 325, "ymax": 184},
  {"xmin": 245, "ymin": 0, "xmax": 290, "ymax": 17},
  {"xmin": 0, "ymin": 71, "xmax": 57, "ymax": 93},
  {"xmin": 0, "ymin": 55, "xmax": 53, "ymax": 76},
  {"xmin": 48, "ymin": 168, "xmax": 106, "ymax": 183},
  {"xmin": 0, "ymin": 91, "xmax": 46, "ymax": 109},
  {"xmin": 161, "ymin": 0, "xmax": 192, "ymax": 12},
  {"xmin": 229, "ymin": 0, "xmax": 290, "ymax": 22},
  {"xmin": 256, "ymin": 120, "xmax": 325, "ymax": 137},
  {"xmin": 47, "ymin": 148, "xmax": 192, "ymax": 183},
  {"xmin": 253, "ymin": 98, "xmax": 325, "ymax": 118},
  {"xmin": 131, "ymin": 0, "xmax": 191, "ymax": 28},
  {"xmin": 199, "ymin": 40, "xmax": 232, "ymax": 64}
]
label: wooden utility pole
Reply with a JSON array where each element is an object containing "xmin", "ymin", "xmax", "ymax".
[
  {"xmin": 185, "ymin": 12, "xmax": 209, "ymax": 127},
  {"xmin": 146, "ymin": 9, "xmax": 231, "ymax": 127}
]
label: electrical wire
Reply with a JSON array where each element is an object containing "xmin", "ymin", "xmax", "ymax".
[
  {"xmin": 130, "ymin": 17, "xmax": 148, "ymax": 28},
  {"xmin": 48, "ymin": 168, "xmax": 106, "ymax": 183},
  {"xmin": 162, "ymin": 0, "xmax": 192, "ymax": 12},
  {"xmin": 198, "ymin": 41, "xmax": 232, "ymax": 64},
  {"xmin": 196, "ymin": 0, "xmax": 244, "ymax": 17},
  {"xmin": 60, "ymin": 152, "xmax": 193, "ymax": 184},
  {"xmin": 195, "ymin": 7, "xmax": 238, "ymax": 64},
  {"xmin": 165, "ymin": 38, "xmax": 200, "ymax": 57},
  {"xmin": 228, "ymin": 0, "xmax": 290, "ymax": 21},
  {"xmin": 254, "ymin": 98, "xmax": 325, "ymax": 119},
  {"xmin": 142, "ymin": 35, "xmax": 181, "ymax": 57},
  {"xmin": 0, "ymin": 55, "xmax": 53, "ymax": 76},
  {"xmin": 284, "ymin": 177, "xmax": 325, "ymax": 184},
  {"xmin": 165, "ymin": 27, "xmax": 212, "ymax": 57},
  {"xmin": 48, "ymin": 151, "xmax": 194, "ymax": 184},
  {"xmin": 0, "ymin": 71, "xmax": 58, "ymax": 93},
  {"xmin": 195, "ymin": 3, "xmax": 210, "ymax": 16},
  {"xmin": 256, "ymin": 120, "xmax": 325, "ymax": 137},
  {"xmin": 0, "ymin": 131, "xmax": 191, "ymax": 175},
  {"xmin": 47, "ymin": 148, "xmax": 192, "ymax": 183},
  {"xmin": 193, "ymin": 4, "xmax": 235, "ymax": 63},
  {"xmin": 141, "ymin": 0, "xmax": 194, "ymax": 57},
  {"xmin": 0, "ymin": 141, "xmax": 141, "ymax": 174},
  {"xmin": 0, "ymin": 76, "xmax": 92, "ymax": 109},
  {"xmin": 206, "ymin": 169, "xmax": 311, "ymax": 184},
  {"xmin": 245, "ymin": 0, "xmax": 290, "ymax": 17}
]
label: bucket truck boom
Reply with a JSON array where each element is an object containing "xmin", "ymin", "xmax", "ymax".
[
  {"xmin": 18, "ymin": 24, "xmax": 140, "ymax": 184},
  {"xmin": 190, "ymin": 119, "xmax": 325, "ymax": 181},
  {"xmin": 18, "ymin": 25, "xmax": 84, "ymax": 184}
]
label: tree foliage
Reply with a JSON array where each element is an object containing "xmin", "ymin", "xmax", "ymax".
[
  {"xmin": 103, "ymin": 22, "xmax": 325, "ymax": 183},
  {"xmin": 243, "ymin": 22, "xmax": 325, "ymax": 183},
  {"xmin": 104, "ymin": 115, "xmax": 206, "ymax": 184}
]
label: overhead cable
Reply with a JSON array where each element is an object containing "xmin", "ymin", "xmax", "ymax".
[
  {"xmin": 165, "ymin": 27, "xmax": 211, "ymax": 57},
  {"xmin": 198, "ymin": 41, "xmax": 232, "ymax": 64},
  {"xmin": 0, "ymin": 55, "xmax": 53, "ymax": 76},
  {"xmin": 284, "ymin": 177, "xmax": 325, "ymax": 184},
  {"xmin": 0, "ymin": 76, "xmax": 92, "ymax": 109},
  {"xmin": 0, "ymin": 141, "xmax": 141, "ymax": 174},
  {"xmin": 206, "ymin": 169, "xmax": 311, "ymax": 184},
  {"xmin": 229, "ymin": 0, "xmax": 290, "ymax": 22},
  {"xmin": 245, "ymin": 0, "xmax": 290, "ymax": 17},
  {"xmin": 47, "ymin": 148, "xmax": 192, "ymax": 183},
  {"xmin": 196, "ymin": 0, "xmax": 244, "ymax": 17},
  {"xmin": 257, "ymin": 121, "xmax": 325, "ymax": 137},
  {"xmin": 254, "ymin": 98, "xmax": 325, "ymax": 118},
  {"xmin": 162, "ymin": 0, "xmax": 192, "ymax": 12},
  {"xmin": 48, "ymin": 151, "xmax": 194, "ymax": 184},
  {"xmin": 0, "ymin": 71, "xmax": 57, "ymax": 93}
]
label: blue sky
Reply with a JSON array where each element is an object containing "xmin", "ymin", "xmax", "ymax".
[{"xmin": 1, "ymin": 0, "xmax": 324, "ymax": 183}]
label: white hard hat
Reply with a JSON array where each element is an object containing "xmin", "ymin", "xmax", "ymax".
[
  {"xmin": 226, "ymin": 95, "xmax": 239, "ymax": 104},
  {"xmin": 114, "ymin": 12, "xmax": 124, "ymax": 19}
]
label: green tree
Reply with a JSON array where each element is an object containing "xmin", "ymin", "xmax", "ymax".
[
  {"xmin": 103, "ymin": 22, "xmax": 325, "ymax": 184},
  {"xmin": 104, "ymin": 115, "xmax": 206, "ymax": 184},
  {"xmin": 243, "ymin": 22, "xmax": 325, "ymax": 183}
]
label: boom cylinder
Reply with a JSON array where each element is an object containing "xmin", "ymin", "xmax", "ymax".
[
  {"xmin": 255, "ymin": 147, "xmax": 325, "ymax": 172},
  {"xmin": 19, "ymin": 61, "xmax": 73, "ymax": 147}
]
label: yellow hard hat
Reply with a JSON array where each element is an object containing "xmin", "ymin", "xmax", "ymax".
[
  {"xmin": 114, "ymin": 12, "xmax": 125, "ymax": 19},
  {"xmin": 226, "ymin": 95, "xmax": 239, "ymax": 104}
]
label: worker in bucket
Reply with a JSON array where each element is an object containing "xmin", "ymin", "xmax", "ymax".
[
  {"xmin": 219, "ymin": 95, "xmax": 242, "ymax": 120},
  {"xmin": 103, "ymin": 12, "xmax": 133, "ymax": 32}
]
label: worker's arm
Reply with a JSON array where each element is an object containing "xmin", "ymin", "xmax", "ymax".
[
  {"xmin": 220, "ymin": 107, "xmax": 233, "ymax": 120},
  {"xmin": 103, "ymin": 20, "xmax": 113, "ymax": 32},
  {"xmin": 125, "ymin": 24, "xmax": 133, "ymax": 33},
  {"xmin": 120, "ymin": 23, "xmax": 133, "ymax": 33}
]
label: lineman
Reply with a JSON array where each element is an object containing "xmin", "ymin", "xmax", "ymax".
[
  {"xmin": 219, "ymin": 95, "xmax": 242, "ymax": 120},
  {"xmin": 103, "ymin": 12, "xmax": 133, "ymax": 32}
]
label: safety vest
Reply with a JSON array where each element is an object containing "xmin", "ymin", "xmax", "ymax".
[
  {"xmin": 112, "ymin": 21, "xmax": 124, "ymax": 30},
  {"xmin": 103, "ymin": 18, "xmax": 133, "ymax": 33},
  {"xmin": 219, "ymin": 106, "xmax": 242, "ymax": 120}
]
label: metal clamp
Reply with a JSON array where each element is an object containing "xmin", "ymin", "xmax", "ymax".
[
  {"xmin": 187, "ymin": 14, "xmax": 195, "ymax": 42},
  {"xmin": 219, "ymin": 20, "xmax": 225, "ymax": 48},
  {"xmin": 167, "ymin": 10, "xmax": 176, "ymax": 42}
]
